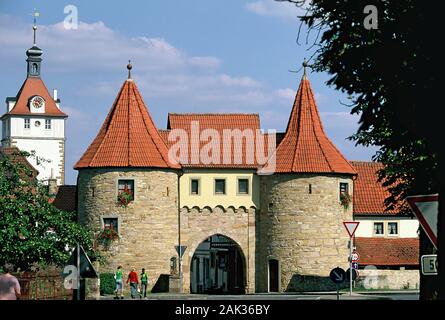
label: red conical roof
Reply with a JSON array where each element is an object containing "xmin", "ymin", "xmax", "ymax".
[
  {"xmin": 74, "ymin": 79, "xmax": 180, "ymax": 169},
  {"xmin": 273, "ymin": 76, "xmax": 356, "ymax": 175}
]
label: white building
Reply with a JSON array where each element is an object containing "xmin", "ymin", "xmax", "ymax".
[{"xmin": 1, "ymin": 26, "xmax": 67, "ymax": 185}]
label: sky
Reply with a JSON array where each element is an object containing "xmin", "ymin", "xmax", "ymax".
[{"xmin": 0, "ymin": 0, "xmax": 378, "ymax": 184}]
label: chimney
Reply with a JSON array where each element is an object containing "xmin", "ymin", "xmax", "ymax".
[
  {"xmin": 48, "ymin": 168, "xmax": 58, "ymax": 196},
  {"xmin": 53, "ymin": 89, "xmax": 60, "ymax": 109}
]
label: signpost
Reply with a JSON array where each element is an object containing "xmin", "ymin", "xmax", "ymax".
[
  {"xmin": 330, "ymin": 267, "xmax": 346, "ymax": 300},
  {"xmin": 406, "ymin": 194, "xmax": 438, "ymax": 248},
  {"xmin": 175, "ymin": 245, "xmax": 187, "ymax": 294},
  {"xmin": 421, "ymin": 254, "xmax": 438, "ymax": 276},
  {"xmin": 346, "ymin": 268, "xmax": 359, "ymax": 281},
  {"xmin": 343, "ymin": 221, "xmax": 360, "ymax": 296},
  {"xmin": 65, "ymin": 243, "xmax": 98, "ymax": 300}
]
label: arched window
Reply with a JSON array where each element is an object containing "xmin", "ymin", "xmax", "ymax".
[{"xmin": 32, "ymin": 63, "xmax": 38, "ymax": 74}]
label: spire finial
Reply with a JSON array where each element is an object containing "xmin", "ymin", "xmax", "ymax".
[
  {"xmin": 32, "ymin": 9, "xmax": 40, "ymax": 46},
  {"xmin": 127, "ymin": 60, "xmax": 132, "ymax": 79},
  {"xmin": 302, "ymin": 58, "xmax": 308, "ymax": 79}
]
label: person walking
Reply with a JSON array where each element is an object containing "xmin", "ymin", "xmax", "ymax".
[
  {"xmin": 140, "ymin": 268, "xmax": 149, "ymax": 299},
  {"xmin": 114, "ymin": 266, "xmax": 124, "ymax": 299},
  {"xmin": 0, "ymin": 264, "xmax": 21, "ymax": 300},
  {"xmin": 126, "ymin": 268, "xmax": 139, "ymax": 299}
]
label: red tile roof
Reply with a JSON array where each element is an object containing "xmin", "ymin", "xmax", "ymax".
[
  {"xmin": 1, "ymin": 77, "xmax": 67, "ymax": 118},
  {"xmin": 0, "ymin": 146, "xmax": 38, "ymax": 177},
  {"xmin": 350, "ymin": 161, "xmax": 403, "ymax": 216},
  {"xmin": 52, "ymin": 185, "xmax": 77, "ymax": 212},
  {"xmin": 165, "ymin": 113, "xmax": 264, "ymax": 168},
  {"xmin": 74, "ymin": 80, "xmax": 180, "ymax": 169},
  {"xmin": 272, "ymin": 76, "xmax": 356, "ymax": 174},
  {"xmin": 355, "ymin": 237, "xmax": 419, "ymax": 266}
]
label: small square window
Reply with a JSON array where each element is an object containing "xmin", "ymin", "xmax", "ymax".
[
  {"xmin": 45, "ymin": 119, "xmax": 51, "ymax": 129},
  {"xmin": 238, "ymin": 179, "xmax": 249, "ymax": 194},
  {"xmin": 117, "ymin": 179, "xmax": 134, "ymax": 204},
  {"xmin": 215, "ymin": 179, "xmax": 226, "ymax": 195},
  {"xmin": 24, "ymin": 119, "xmax": 30, "ymax": 129},
  {"xmin": 374, "ymin": 222, "xmax": 384, "ymax": 235},
  {"xmin": 388, "ymin": 222, "xmax": 398, "ymax": 235},
  {"xmin": 103, "ymin": 217, "xmax": 119, "ymax": 233},
  {"xmin": 340, "ymin": 182, "xmax": 349, "ymax": 195},
  {"xmin": 191, "ymin": 179, "xmax": 199, "ymax": 195}
]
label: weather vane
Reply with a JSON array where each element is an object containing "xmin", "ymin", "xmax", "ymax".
[
  {"xmin": 288, "ymin": 58, "xmax": 310, "ymax": 78},
  {"xmin": 32, "ymin": 9, "xmax": 40, "ymax": 46}
]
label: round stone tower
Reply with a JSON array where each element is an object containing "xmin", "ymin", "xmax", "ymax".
[
  {"xmin": 257, "ymin": 70, "xmax": 357, "ymax": 292},
  {"xmin": 74, "ymin": 66, "xmax": 181, "ymax": 292}
]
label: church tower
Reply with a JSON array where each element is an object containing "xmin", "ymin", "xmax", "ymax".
[{"xmin": 1, "ymin": 17, "xmax": 67, "ymax": 185}]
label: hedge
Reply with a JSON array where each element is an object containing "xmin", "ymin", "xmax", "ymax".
[{"xmin": 100, "ymin": 272, "xmax": 115, "ymax": 295}]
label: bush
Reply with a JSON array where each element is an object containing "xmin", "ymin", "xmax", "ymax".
[{"xmin": 100, "ymin": 273, "xmax": 115, "ymax": 295}]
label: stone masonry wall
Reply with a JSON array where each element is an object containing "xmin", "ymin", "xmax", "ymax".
[
  {"xmin": 257, "ymin": 173, "xmax": 354, "ymax": 292},
  {"xmin": 356, "ymin": 269, "xmax": 419, "ymax": 290},
  {"xmin": 180, "ymin": 206, "xmax": 256, "ymax": 293},
  {"xmin": 77, "ymin": 168, "xmax": 179, "ymax": 293}
]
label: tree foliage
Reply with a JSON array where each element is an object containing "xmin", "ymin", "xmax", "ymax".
[
  {"xmin": 0, "ymin": 150, "xmax": 98, "ymax": 270},
  {"xmin": 288, "ymin": 0, "xmax": 440, "ymax": 207}
]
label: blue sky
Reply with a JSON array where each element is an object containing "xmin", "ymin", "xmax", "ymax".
[{"xmin": 0, "ymin": 0, "xmax": 378, "ymax": 184}]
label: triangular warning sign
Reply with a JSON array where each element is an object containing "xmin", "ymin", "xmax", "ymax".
[
  {"xmin": 343, "ymin": 221, "xmax": 360, "ymax": 238},
  {"xmin": 66, "ymin": 244, "xmax": 98, "ymax": 278},
  {"xmin": 406, "ymin": 194, "xmax": 438, "ymax": 249}
]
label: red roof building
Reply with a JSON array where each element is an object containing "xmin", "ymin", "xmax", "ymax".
[
  {"xmin": 355, "ymin": 237, "xmax": 419, "ymax": 266},
  {"xmin": 164, "ymin": 113, "xmax": 263, "ymax": 168},
  {"xmin": 350, "ymin": 161, "xmax": 408, "ymax": 216},
  {"xmin": 74, "ymin": 74, "xmax": 180, "ymax": 169},
  {"xmin": 272, "ymin": 74, "xmax": 356, "ymax": 174}
]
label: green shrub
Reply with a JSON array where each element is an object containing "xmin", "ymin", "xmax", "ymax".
[{"xmin": 100, "ymin": 273, "xmax": 115, "ymax": 295}]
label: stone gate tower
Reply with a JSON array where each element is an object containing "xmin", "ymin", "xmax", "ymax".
[
  {"xmin": 75, "ymin": 64, "xmax": 181, "ymax": 289},
  {"xmin": 257, "ymin": 69, "xmax": 357, "ymax": 292}
]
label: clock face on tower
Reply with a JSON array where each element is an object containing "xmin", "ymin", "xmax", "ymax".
[{"xmin": 30, "ymin": 95, "xmax": 45, "ymax": 109}]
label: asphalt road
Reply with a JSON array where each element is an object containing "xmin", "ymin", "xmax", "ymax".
[{"xmin": 103, "ymin": 292, "xmax": 419, "ymax": 301}]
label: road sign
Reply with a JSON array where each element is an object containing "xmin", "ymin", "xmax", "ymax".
[
  {"xmin": 406, "ymin": 194, "xmax": 438, "ymax": 248},
  {"xmin": 343, "ymin": 221, "xmax": 360, "ymax": 238},
  {"xmin": 175, "ymin": 245, "xmax": 187, "ymax": 258},
  {"xmin": 351, "ymin": 250, "xmax": 360, "ymax": 262},
  {"xmin": 330, "ymin": 267, "xmax": 346, "ymax": 284},
  {"xmin": 346, "ymin": 268, "xmax": 359, "ymax": 281},
  {"xmin": 352, "ymin": 262, "xmax": 359, "ymax": 269},
  {"xmin": 66, "ymin": 244, "xmax": 98, "ymax": 278},
  {"xmin": 421, "ymin": 255, "xmax": 438, "ymax": 275}
]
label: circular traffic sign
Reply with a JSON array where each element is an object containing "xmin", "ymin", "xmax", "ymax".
[
  {"xmin": 346, "ymin": 268, "xmax": 359, "ymax": 281},
  {"xmin": 351, "ymin": 250, "xmax": 360, "ymax": 262},
  {"xmin": 330, "ymin": 267, "xmax": 346, "ymax": 284}
]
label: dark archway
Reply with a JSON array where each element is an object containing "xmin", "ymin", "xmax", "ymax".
[{"xmin": 190, "ymin": 234, "xmax": 246, "ymax": 294}]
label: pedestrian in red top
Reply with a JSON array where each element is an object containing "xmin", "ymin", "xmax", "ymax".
[{"xmin": 126, "ymin": 268, "xmax": 139, "ymax": 299}]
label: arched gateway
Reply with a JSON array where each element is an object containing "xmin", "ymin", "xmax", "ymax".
[{"xmin": 190, "ymin": 234, "xmax": 246, "ymax": 294}]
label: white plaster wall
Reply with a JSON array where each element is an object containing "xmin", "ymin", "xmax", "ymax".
[
  {"xmin": 355, "ymin": 217, "xmax": 419, "ymax": 238},
  {"xmin": 9, "ymin": 117, "xmax": 65, "ymax": 138},
  {"xmin": 13, "ymin": 138, "xmax": 64, "ymax": 184}
]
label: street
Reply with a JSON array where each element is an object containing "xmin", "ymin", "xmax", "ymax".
[{"xmin": 101, "ymin": 291, "xmax": 419, "ymax": 301}]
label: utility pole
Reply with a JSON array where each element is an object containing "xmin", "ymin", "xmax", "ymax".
[{"xmin": 349, "ymin": 238, "xmax": 353, "ymax": 296}]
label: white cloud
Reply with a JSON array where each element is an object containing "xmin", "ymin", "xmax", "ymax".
[
  {"xmin": 245, "ymin": 0, "xmax": 309, "ymax": 21},
  {"xmin": 188, "ymin": 56, "xmax": 222, "ymax": 69}
]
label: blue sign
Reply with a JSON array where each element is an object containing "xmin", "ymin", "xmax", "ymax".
[
  {"xmin": 329, "ymin": 267, "xmax": 346, "ymax": 284},
  {"xmin": 352, "ymin": 262, "xmax": 359, "ymax": 269}
]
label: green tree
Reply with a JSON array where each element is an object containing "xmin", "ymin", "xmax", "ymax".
[
  {"xmin": 0, "ymin": 150, "xmax": 98, "ymax": 270},
  {"xmin": 282, "ymin": 0, "xmax": 441, "ymax": 298}
]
